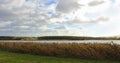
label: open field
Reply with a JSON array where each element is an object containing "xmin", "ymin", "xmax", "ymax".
[
  {"xmin": 0, "ymin": 42, "xmax": 120, "ymax": 60},
  {"xmin": 0, "ymin": 50, "xmax": 119, "ymax": 63}
]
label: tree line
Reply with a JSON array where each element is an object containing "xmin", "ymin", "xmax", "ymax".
[{"xmin": 0, "ymin": 36, "xmax": 120, "ymax": 40}]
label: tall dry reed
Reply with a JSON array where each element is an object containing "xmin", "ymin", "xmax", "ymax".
[{"xmin": 0, "ymin": 42, "xmax": 119, "ymax": 60}]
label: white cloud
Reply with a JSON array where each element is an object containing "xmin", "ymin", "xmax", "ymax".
[
  {"xmin": 0, "ymin": 0, "xmax": 120, "ymax": 36},
  {"xmin": 0, "ymin": 21, "xmax": 12, "ymax": 28}
]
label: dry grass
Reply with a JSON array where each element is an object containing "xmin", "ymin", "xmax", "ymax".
[{"xmin": 0, "ymin": 42, "xmax": 120, "ymax": 60}]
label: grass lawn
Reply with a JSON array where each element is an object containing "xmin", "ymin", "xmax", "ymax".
[{"xmin": 0, "ymin": 51, "xmax": 119, "ymax": 63}]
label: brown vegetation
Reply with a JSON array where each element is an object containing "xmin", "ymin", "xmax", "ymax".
[{"xmin": 0, "ymin": 42, "xmax": 120, "ymax": 60}]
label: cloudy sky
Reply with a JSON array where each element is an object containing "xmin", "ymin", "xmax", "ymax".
[{"xmin": 0, "ymin": 0, "xmax": 120, "ymax": 37}]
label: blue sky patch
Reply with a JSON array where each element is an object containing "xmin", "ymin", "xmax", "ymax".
[{"xmin": 45, "ymin": 0, "xmax": 56, "ymax": 6}]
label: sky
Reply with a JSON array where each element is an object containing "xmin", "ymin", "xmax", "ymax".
[{"xmin": 0, "ymin": 0, "xmax": 120, "ymax": 37}]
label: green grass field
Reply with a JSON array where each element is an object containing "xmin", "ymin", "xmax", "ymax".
[{"xmin": 0, "ymin": 51, "xmax": 119, "ymax": 63}]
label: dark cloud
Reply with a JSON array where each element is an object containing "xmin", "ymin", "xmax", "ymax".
[
  {"xmin": 0, "ymin": 9, "xmax": 18, "ymax": 21},
  {"xmin": 88, "ymin": 1, "xmax": 105, "ymax": 6},
  {"xmin": 56, "ymin": 0, "xmax": 82, "ymax": 13}
]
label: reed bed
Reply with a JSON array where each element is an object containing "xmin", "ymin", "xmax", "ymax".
[{"xmin": 0, "ymin": 42, "xmax": 120, "ymax": 60}]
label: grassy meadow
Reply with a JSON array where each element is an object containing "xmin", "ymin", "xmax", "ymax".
[
  {"xmin": 0, "ymin": 50, "xmax": 120, "ymax": 63},
  {"xmin": 0, "ymin": 42, "xmax": 120, "ymax": 61}
]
